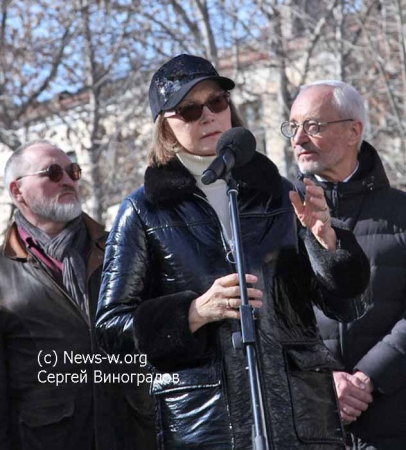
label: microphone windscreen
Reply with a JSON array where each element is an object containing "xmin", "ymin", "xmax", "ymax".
[{"xmin": 216, "ymin": 127, "xmax": 256, "ymax": 167}]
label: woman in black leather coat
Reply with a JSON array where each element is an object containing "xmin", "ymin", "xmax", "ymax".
[{"xmin": 96, "ymin": 54, "xmax": 370, "ymax": 449}]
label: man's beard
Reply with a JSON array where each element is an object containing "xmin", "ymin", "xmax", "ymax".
[
  {"xmin": 298, "ymin": 160, "xmax": 323, "ymax": 175},
  {"xmin": 29, "ymin": 195, "xmax": 82, "ymax": 223}
]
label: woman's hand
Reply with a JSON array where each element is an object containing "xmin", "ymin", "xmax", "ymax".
[
  {"xmin": 189, "ymin": 273, "xmax": 263, "ymax": 333},
  {"xmin": 289, "ymin": 178, "xmax": 337, "ymax": 251}
]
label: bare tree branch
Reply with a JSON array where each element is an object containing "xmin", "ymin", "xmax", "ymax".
[
  {"xmin": 192, "ymin": 0, "xmax": 218, "ymax": 63},
  {"xmin": 15, "ymin": 23, "xmax": 73, "ymax": 121}
]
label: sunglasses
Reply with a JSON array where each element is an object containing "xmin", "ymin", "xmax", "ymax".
[
  {"xmin": 165, "ymin": 92, "xmax": 230, "ymax": 123},
  {"xmin": 16, "ymin": 163, "xmax": 82, "ymax": 183}
]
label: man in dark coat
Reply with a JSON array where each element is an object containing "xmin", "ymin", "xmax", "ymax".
[
  {"xmin": 286, "ymin": 80, "xmax": 406, "ymax": 450},
  {"xmin": 0, "ymin": 140, "xmax": 155, "ymax": 450}
]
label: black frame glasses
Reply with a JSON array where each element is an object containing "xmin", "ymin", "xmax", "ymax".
[
  {"xmin": 165, "ymin": 91, "xmax": 231, "ymax": 123},
  {"xmin": 16, "ymin": 163, "xmax": 82, "ymax": 183},
  {"xmin": 280, "ymin": 118, "xmax": 354, "ymax": 138}
]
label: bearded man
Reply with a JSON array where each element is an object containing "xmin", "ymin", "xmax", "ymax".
[{"xmin": 0, "ymin": 140, "xmax": 155, "ymax": 450}]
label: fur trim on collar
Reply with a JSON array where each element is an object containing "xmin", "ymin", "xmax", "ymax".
[{"xmin": 144, "ymin": 152, "xmax": 283, "ymax": 205}]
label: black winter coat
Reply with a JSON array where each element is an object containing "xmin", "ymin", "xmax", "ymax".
[
  {"xmin": 296, "ymin": 141, "xmax": 406, "ymax": 449},
  {"xmin": 97, "ymin": 152, "xmax": 370, "ymax": 450}
]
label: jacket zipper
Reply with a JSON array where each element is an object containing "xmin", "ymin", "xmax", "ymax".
[
  {"xmin": 331, "ymin": 183, "xmax": 339, "ymax": 215},
  {"xmin": 330, "ymin": 185, "xmax": 348, "ymax": 365},
  {"xmin": 193, "ymin": 193, "xmax": 237, "ymax": 445}
]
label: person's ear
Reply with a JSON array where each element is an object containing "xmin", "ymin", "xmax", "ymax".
[
  {"xmin": 348, "ymin": 120, "xmax": 363, "ymax": 146},
  {"xmin": 9, "ymin": 181, "xmax": 24, "ymax": 204}
]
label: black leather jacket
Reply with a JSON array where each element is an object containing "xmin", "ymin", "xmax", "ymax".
[
  {"xmin": 97, "ymin": 152, "xmax": 370, "ymax": 449},
  {"xmin": 0, "ymin": 214, "xmax": 155, "ymax": 450},
  {"xmin": 0, "ymin": 214, "xmax": 108, "ymax": 450},
  {"xmin": 296, "ymin": 141, "xmax": 406, "ymax": 447}
]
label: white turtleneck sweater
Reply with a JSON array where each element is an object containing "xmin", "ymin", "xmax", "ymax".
[{"xmin": 176, "ymin": 151, "xmax": 232, "ymax": 240}]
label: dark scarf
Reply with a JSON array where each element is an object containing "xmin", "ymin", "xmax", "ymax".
[{"xmin": 15, "ymin": 211, "xmax": 88, "ymax": 313}]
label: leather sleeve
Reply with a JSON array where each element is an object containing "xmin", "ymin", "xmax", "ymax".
[{"xmin": 96, "ymin": 197, "xmax": 207, "ymax": 370}]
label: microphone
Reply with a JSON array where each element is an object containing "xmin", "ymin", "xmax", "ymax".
[{"xmin": 201, "ymin": 127, "xmax": 256, "ymax": 185}]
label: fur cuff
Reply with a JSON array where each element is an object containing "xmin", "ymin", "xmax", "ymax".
[
  {"xmin": 133, "ymin": 291, "xmax": 208, "ymax": 370},
  {"xmin": 304, "ymin": 218, "xmax": 370, "ymax": 297}
]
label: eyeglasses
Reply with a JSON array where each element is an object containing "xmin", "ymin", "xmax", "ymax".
[
  {"xmin": 164, "ymin": 92, "xmax": 230, "ymax": 123},
  {"xmin": 16, "ymin": 163, "xmax": 82, "ymax": 183},
  {"xmin": 280, "ymin": 118, "xmax": 354, "ymax": 138}
]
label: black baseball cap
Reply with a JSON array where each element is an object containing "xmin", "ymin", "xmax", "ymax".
[{"xmin": 149, "ymin": 54, "xmax": 235, "ymax": 122}]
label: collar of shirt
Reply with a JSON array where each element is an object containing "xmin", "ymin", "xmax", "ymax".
[{"xmin": 314, "ymin": 161, "xmax": 359, "ymax": 183}]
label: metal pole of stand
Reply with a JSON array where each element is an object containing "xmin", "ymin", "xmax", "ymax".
[{"xmin": 226, "ymin": 176, "xmax": 268, "ymax": 450}]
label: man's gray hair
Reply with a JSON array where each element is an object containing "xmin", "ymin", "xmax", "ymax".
[
  {"xmin": 4, "ymin": 139, "xmax": 58, "ymax": 195},
  {"xmin": 300, "ymin": 80, "xmax": 366, "ymax": 148}
]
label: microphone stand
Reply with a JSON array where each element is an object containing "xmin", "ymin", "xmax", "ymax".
[{"xmin": 225, "ymin": 174, "xmax": 268, "ymax": 450}]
